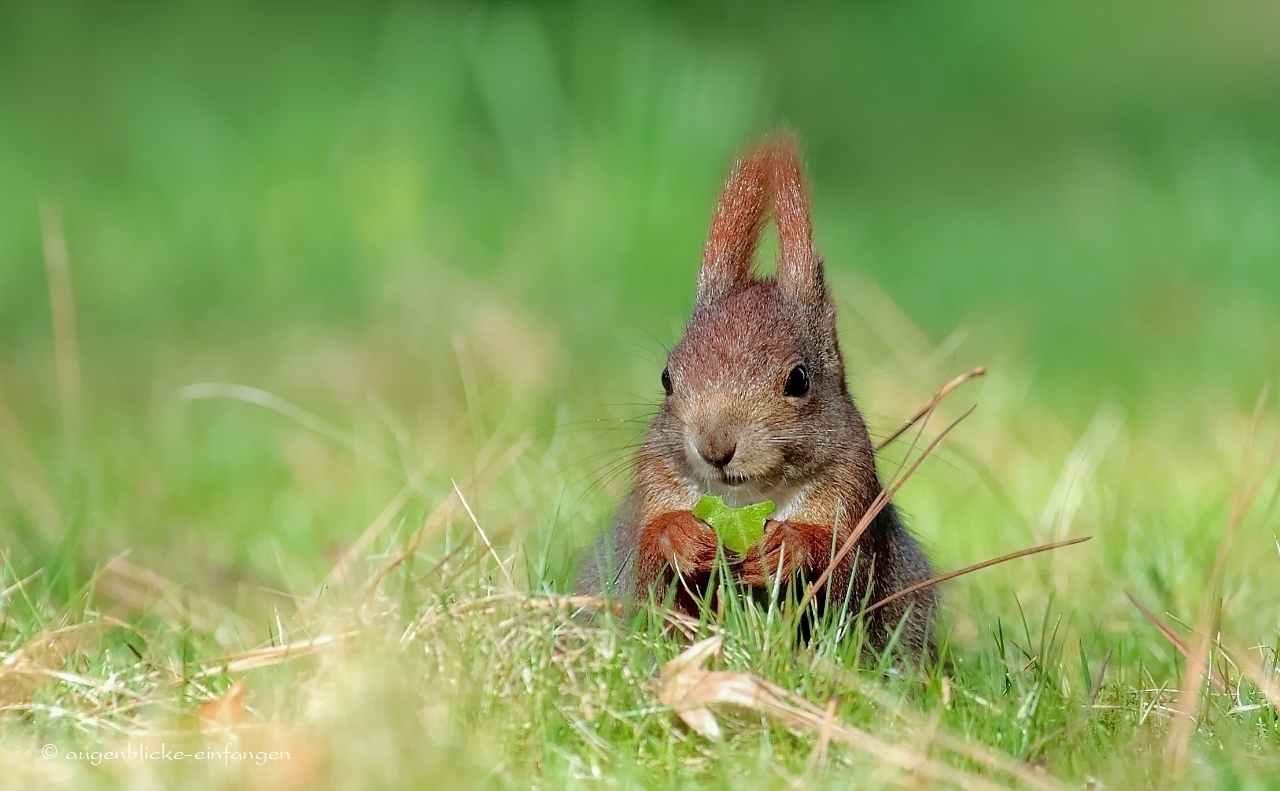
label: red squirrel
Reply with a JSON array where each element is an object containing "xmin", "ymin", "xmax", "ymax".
[{"xmin": 577, "ymin": 134, "xmax": 936, "ymax": 662}]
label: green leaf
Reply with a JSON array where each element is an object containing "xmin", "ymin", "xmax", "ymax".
[{"xmin": 692, "ymin": 495, "xmax": 776, "ymax": 555}]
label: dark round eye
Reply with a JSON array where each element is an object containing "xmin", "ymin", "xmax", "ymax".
[
  {"xmin": 783, "ymin": 365, "xmax": 809, "ymax": 397},
  {"xmin": 661, "ymin": 366, "xmax": 673, "ymax": 395}
]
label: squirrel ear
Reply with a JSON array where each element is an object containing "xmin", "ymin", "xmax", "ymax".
[
  {"xmin": 696, "ymin": 143, "xmax": 772, "ymax": 306},
  {"xmin": 769, "ymin": 135, "xmax": 825, "ymax": 303}
]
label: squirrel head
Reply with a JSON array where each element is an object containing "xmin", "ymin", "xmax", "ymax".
[{"xmin": 654, "ymin": 135, "xmax": 871, "ymax": 504}]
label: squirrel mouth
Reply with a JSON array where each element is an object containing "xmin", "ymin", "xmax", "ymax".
[{"xmin": 719, "ymin": 473, "xmax": 749, "ymax": 487}]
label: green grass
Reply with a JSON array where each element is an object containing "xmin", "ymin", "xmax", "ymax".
[{"xmin": 3, "ymin": 1, "xmax": 1280, "ymax": 788}]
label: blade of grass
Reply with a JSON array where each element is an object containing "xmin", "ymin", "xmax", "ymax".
[
  {"xmin": 1166, "ymin": 386, "xmax": 1279, "ymax": 773},
  {"xmin": 363, "ymin": 435, "xmax": 530, "ymax": 596},
  {"xmin": 178, "ymin": 383, "xmax": 394, "ymax": 472},
  {"xmin": 874, "ymin": 366, "xmax": 986, "ymax": 453},
  {"xmin": 39, "ymin": 201, "xmax": 82, "ymax": 439},
  {"xmin": 659, "ymin": 636, "xmax": 1033, "ymax": 791},
  {"xmin": 322, "ymin": 458, "xmax": 434, "ymax": 588},
  {"xmin": 855, "ymin": 537, "xmax": 1091, "ymax": 620},
  {"xmin": 452, "ymin": 478, "xmax": 515, "ymax": 588},
  {"xmin": 800, "ymin": 406, "xmax": 975, "ymax": 612},
  {"xmin": 181, "ymin": 631, "xmax": 358, "ymax": 684}
]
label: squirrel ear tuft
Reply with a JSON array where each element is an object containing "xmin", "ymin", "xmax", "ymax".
[
  {"xmin": 697, "ymin": 134, "xmax": 825, "ymax": 306},
  {"xmin": 768, "ymin": 134, "xmax": 824, "ymax": 303},
  {"xmin": 697, "ymin": 142, "xmax": 773, "ymax": 306}
]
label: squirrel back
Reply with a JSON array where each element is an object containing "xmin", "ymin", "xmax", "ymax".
[{"xmin": 578, "ymin": 135, "xmax": 936, "ymax": 662}]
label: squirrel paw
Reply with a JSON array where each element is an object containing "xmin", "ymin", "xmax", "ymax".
[
  {"xmin": 739, "ymin": 520, "xmax": 833, "ymax": 587},
  {"xmin": 635, "ymin": 510, "xmax": 719, "ymax": 592}
]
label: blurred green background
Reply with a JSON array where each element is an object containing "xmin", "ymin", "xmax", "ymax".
[
  {"xmin": 1, "ymin": 0, "xmax": 1278, "ymax": 590},
  {"xmin": 7, "ymin": 5, "xmax": 1280, "ymax": 785}
]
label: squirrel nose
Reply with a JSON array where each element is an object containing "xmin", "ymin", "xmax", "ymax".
[{"xmin": 696, "ymin": 439, "xmax": 737, "ymax": 469}]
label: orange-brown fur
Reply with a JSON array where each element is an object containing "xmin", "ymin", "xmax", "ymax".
[{"xmin": 577, "ymin": 134, "xmax": 937, "ymax": 662}]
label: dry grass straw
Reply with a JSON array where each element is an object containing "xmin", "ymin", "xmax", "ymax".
[
  {"xmin": 0, "ymin": 568, "xmax": 43, "ymax": 604},
  {"xmin": 404, "ymin": 593, "xmax": 702, "ymax": 643},
  {"xmin": 295, "ymin": 424, "xmax": 531, "ymax": 619},
  {"xmin": 872, "ymin": 366, "xmax": 987, "ymax": 453},
  {"xmin": 811, "ymin": 656, "xmax": 1064, "ymax": 790},
  {"xmin": 39, "ymin": 201, "xmax": 82, "ymax": 439},
  {"xmin": 1125, "ymin": 593, "xmax": 1226, "ymax": 694},
  {"xmin": 659, "ymin": 636, "xmax": 1060, "ymax": 791},
  {"xmin": 0, "ymin": 622, "xmax": 107, "ymax": 706},
  {"xmin": 95, "ymin": 553, "xmax": 237, "ymax": 635},
  {"xmin": 804, "ymin": 365, "xmax": 1085, "ymax": 619},
  {"xmin": 322, "ymin": 459, "xmax": 434, "ymax": 587},
  {"xmin": 1163, "ymin": 387, "xmax": 1280, "ymax": 773},
  {"xmin": 358, "ymin": 434, "xmax": 530, "ymax": 597},
  {"xmin": 178, "ymin": 383, "xmax": 394, "ymax": 473},
  {"xmin": 1127, "ymin": 598, "xmax": 1280, "ymax": 716},
  {"xmin": 801, "ymin": 366, "xmax": 985, "ymax": 610},
  {"xmin": 806, "ymin": 694, "xmax": 840, "ymax": 770},
  {"xmin": 1220, "ymin": 642, "xmax": 1280, "ymax": 712},
  {"xmin": 800, "ymin": 403, "xmax": 974, "ymax": 611},
  {"xmin": 857, "ymin": 536, "xmax": 1090, "ymax": 621},
  {"xmin": 182, "ymin": 632, "xmax": 358, "ymax": 684}
]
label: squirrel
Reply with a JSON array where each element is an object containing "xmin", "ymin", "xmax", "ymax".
[{"xmin": 576, "ymin": 134, "xmax": 937, "ymax": 662}]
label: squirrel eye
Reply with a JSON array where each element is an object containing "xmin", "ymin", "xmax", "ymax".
[
  {"xmin": 783, "ymin": 365, "xmax": 809, "ymax": 397},
  {"xmin": 661, "ymin": 366, "xmax": 673, "ymax": 395}
]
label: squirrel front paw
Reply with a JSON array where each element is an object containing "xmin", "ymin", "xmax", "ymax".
[
  {"xmin": 634, "ymin": 510, "xmax": 720, "ymax": 594},
  {"xmin": 739, "ymin": 520, "xmax": 834, "ymax": 588},
  {"xmin": 638, "ymin": 510, "xmax": 720, "ymax": 575}
]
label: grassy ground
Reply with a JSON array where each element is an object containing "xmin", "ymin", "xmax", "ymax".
[{"xmin": 3, "ymin": 1, "xmax": 1280, "ymax": 788}]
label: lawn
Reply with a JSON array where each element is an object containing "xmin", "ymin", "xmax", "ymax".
[{"xmin": 2, "ymin": 2, "xmax": 1280, "ymax": 788}]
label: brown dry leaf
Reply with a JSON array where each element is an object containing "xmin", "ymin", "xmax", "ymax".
[
  {"xmin": 657, "ymin": 637, "xmax": 1036, "ymax": 790},
  {"xmin": 658, "ymin": 636, "xmax": 730, "ymax": 740},
  {"xmin": 194, "ymin": 682, "xmax": 320, "ymax": 790},
  {"xmin": 200, "ymin": 680, "xmax": 249, "ymax": 733}
]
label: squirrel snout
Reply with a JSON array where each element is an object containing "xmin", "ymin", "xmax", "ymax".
[{"xmin": 694, "ymin": 433, "xmax": 737, "ymax": 469}]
